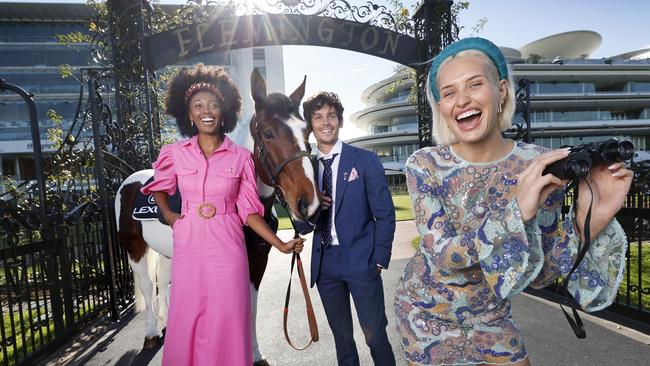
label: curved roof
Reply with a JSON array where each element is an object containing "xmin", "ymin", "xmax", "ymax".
[
  {"xmin": 500, "ymin": 46, "xmax": 522, "ymax": 58},
  {"xmin": 360, "ymin": 72, "xmax": 413, "ymax": 105},
  {"xmin": 519, "ymin": 30, "xmax": 602, "ymax": 59},
  {"xmin": 608, "ymin": 47, "xmax": 650, "ymax": 60}
]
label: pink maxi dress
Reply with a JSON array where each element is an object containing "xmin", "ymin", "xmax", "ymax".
[{"xmin": 141, "ymin": 136, "xmax": 264, "ymax": 366}]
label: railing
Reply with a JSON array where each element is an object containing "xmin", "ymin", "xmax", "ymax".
[
  {"xmin": 555, "ymin": 190, "xmax": 650, "ymax": 324},
  {"xmin": 0, "ymin": 220, "xmax": 133, "ymax": 366},
  {"xmin": 613, "ymin": 207, "xmax": 650, "ymax": 323}
]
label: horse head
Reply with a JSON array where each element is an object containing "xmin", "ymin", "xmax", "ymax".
[{"xmin": 250, "ymin": 69, "xmax": 320, "ymax": 230}]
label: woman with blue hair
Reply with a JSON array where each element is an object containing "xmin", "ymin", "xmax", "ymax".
[{"xmin": 394, "ymin": 37, "xmax": 633, "ymax": 365}]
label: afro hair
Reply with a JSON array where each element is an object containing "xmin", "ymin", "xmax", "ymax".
[{"xmin": 165, "ymin": 63, "xmax": 242, "ymax": 137}]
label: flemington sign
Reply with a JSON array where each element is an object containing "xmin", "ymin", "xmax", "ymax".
[{"xmin": 144, "ymin": 14, "xmax": 419, "ymax": 70}]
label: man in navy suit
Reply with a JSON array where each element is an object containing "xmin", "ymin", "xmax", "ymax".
[{"xmin": 303, "ymin": 92, "xmax": 396, "ymax": 366}]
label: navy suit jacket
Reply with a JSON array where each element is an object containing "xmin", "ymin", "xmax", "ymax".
[{"xmin": 310, "ymin": 143, "xmax": 396, "ymax": 287}]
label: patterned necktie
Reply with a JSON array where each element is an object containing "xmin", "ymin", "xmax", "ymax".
[{"xmin": 320, "ymin": 154, "xmax": 338, "ymax": 246}]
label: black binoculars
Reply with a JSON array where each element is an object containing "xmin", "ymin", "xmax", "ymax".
[{"xmin": 542, "ymin": 139, "xmax": 634, "ymax": 180}]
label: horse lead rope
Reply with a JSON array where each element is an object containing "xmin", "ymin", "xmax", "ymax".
[{"xmin": 282, "ymin": 215, "xmax": 319, "ymax": 350}]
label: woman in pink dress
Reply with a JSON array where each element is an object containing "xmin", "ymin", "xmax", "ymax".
[{"xmin": 141, "ymin": 64, "xmax": 304, "ymax": 365}]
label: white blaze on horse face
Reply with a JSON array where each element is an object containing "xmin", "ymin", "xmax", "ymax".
[{"xmin": 287, "ymin": 116, "xmax": 320, "ymax": 218}]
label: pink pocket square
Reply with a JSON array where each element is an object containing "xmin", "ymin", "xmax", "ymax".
[{"xmin": 348, "ymin": 167, "xmax": 359, "ymax": 182}]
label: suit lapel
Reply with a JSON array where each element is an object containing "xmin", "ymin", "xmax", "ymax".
[{"xmin": 335, "ymin": 143, "xmax": 357, "ymax": 218}]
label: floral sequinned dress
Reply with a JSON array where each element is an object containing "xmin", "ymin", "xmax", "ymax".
[
  {"xmin": 394, "ymin": 142, "xmax": 627, "ymax": 365},
  {"xmin": 141, "ymin": 136, "xmax": 264, "ymax": 366}
]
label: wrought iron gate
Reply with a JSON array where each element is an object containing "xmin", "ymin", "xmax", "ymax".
[{"xmin": 0, "ymin": 72, "xmax": 137, "ymax": 365}]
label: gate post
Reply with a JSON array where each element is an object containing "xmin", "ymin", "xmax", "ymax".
[
  {"xmin": 88, "ymin": 70, "xmax": 120, "ymax": 321},
  {"xmin": 520, "ymin": 78, "xmax": 532, "ymax": 143},
  {"xmin": 413, "ymin": 0, "xmax": 454, "ymax": 148},
  {"xmin": 106, "ymin": 0, "xmax": 160, "ymax": 168}
]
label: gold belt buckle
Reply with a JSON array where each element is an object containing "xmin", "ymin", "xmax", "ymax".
[{"xmin": 198, "ymin": 202, "xmax": 216, "ymax": 219}]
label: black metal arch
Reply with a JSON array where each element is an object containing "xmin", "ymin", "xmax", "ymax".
[
  {"xmin": 141, "ymin": 0, "xmax": 454, "ymax": 148},
  {"xmin": 145, "ymin": 14, "xmax": 418, "ymax": 70}
]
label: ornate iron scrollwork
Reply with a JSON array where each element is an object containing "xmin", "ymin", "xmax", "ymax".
[{"xmin": 177, "ymin": 0, "xmax": 415, "ymax": 36}]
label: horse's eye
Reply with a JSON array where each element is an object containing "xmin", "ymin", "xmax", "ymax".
[{"xmin": 263, "ymin": 130, "xmax": 274, "ymax": 139}]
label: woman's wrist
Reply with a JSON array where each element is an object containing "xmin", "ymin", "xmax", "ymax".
[{"xmin": 271, "ymin": 237, "xmax": 285, "ymax": 249}]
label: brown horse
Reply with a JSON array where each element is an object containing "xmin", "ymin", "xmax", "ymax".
[{"xmin": 115, "ymin": 69, "xmax": 319, "ymax": 364}]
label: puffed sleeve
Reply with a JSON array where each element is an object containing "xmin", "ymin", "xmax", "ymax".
[
  {"xmin": 529, "ymin": 188, "xmax": 628, "ymax": 312},
  {"xmin": 235, "ymin": 152, "xmax": 265, "ymax": 226},
  {"xmin": 406, "ymin": 152, "xmax": 534, "ymax": 301},
  {"xmin": 141, "ymin": 144, "xmax": 176, "ymax": 195}
]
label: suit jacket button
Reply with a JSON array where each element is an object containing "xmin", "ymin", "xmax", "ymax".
[{"xmin": 316, "ymin": 248, "xmax": 320, "ymax": 253}]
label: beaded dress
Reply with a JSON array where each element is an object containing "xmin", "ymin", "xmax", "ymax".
[{"xmin": 394, "ymin": 142, "xmax": 627, "ymax": 365}]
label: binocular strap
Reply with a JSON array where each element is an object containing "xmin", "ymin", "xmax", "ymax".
[{"xmin": 557, "ymin": 179, "xmax": 593, "ymax": 339}]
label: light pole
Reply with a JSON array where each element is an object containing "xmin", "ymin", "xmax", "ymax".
[{"xmin": 0, "ymin": 79, "xmax": 47, "ymax": 220}]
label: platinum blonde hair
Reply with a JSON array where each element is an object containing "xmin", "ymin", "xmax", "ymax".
[{"xmin": 427, "ymin": 50, "xmax": 515, "ymax": 146}]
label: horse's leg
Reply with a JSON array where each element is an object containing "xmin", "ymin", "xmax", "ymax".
[
  {"xmin": 130, "ymin": 249, "xmax": 160, "ymax": 349},
  {"xmin": 157, "ymin": 254, "xmax": 172, "ymax": 334}
]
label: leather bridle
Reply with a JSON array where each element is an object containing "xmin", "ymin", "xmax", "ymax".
[{"xmin": 253, "ymin": 117, "xmax": 311, "ymax": 194}]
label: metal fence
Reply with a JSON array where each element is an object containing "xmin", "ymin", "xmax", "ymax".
[
  {"xmin": 555, "ymin": 187, "xmax": 650, "ymax": 324},
  {"xmin": 610, "ymin": 205, "xmax": 650, "ymax": 323},
  {"xmin": 0, "ymin": 220, "xmax": 133, "ymax": 366},
  {"xmin": 0, "ymin": 71, "xmax": 138, "ymax": 365}
]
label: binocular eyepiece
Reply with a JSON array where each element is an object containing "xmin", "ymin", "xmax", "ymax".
[{"xmin": 542, "ymin": 139, "xmax": 634, "ymax": 180}]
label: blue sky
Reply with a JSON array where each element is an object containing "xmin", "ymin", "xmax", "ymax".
[{"xmin": 11, "ymin": 0, "xmax": 650, "ymax": 139}]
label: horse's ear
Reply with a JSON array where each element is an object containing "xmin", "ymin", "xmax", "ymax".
[
  {"xmin": 251, "ymin": 68, "xmax": 266, "ymax": 112},
  {"xmin": 249, "ymin": 113, "xmax": 257, "ymax": 136},
  {"xmin": 289, "ymin": 75, "xmax": 307, "ymax": 108}
]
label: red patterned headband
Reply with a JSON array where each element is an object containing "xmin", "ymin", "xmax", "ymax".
[{"xmin": 184, "ymin": 82, "xmax": 224, "ymax": 105}]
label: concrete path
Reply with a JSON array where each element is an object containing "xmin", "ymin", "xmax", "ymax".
[{"xmin": 44, "ymin": 221, "xmax": 650, "ymax": 366}]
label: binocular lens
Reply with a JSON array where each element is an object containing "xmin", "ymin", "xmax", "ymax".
[
  {"xmin": 618, "ymin": 141, "xmax": 634, "ymax": 160},
  {"xmin": 566, "ymin": 160, "xmax": 590, "ymax": 180}
]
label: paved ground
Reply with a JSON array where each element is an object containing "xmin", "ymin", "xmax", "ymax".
[{"xmin": 44, "ymin": 221, "xmax": 650, "ymax": 366}]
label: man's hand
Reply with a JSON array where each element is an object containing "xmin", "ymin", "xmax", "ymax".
[{"xmin": 320, "ymin": 192, "xmax": 332, "ymax": 210}]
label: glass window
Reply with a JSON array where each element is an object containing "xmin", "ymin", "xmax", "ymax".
[
  {"xmin": 2, "ymin": 158, "xmax": 18, "ymax": 178},
  {"xmin": 0, "ymin": 46, "xmax": 91, "ymax": 66},
  {"xmin": 0, "ymin": 23, "xmax": 88, "ymax": 43},
  {"xmin": 624, "ymin": 82, "xmax": 650, "ymax": 92},
  {"xmin": 532, "ymin": 82, "xmax": 595, "ymax": 94},
  {"xmin": 530, "ymin": 109, "xmax": 643, "ymax": 123},
  {"xmin": 531, "ymin": 135, "xmax": 644, "ymax": 150},
  {"xmin": 378, "ymin": 89, "xmax": 410, "ymax": 104}
]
